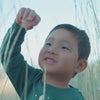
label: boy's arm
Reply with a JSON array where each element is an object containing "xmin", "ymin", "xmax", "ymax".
[{"xmin": 0, "ymin": 8, "xmax": 41, "ymax": 97}]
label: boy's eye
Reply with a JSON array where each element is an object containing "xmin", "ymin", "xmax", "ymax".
[
  {"xmin": 61, "ymin": 46, "xmax": 69, "ymax": 50},
  {"xmin": 46, "ymin": 43, "xmax": 52, "ymax": 46}
]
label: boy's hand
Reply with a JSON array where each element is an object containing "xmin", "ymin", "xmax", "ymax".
[{"xmin": 16, "ymin": 8, "xmax": 41, "ymax": 30}]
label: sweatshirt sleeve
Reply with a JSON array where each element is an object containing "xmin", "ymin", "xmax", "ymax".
[{"xmin": 0, "ymin": 22, "xmax": 37, "ymax": 97}]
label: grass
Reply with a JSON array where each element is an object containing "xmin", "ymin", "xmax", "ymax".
[
  {"xmin": 0, "ymin": 67, "xmax": 20, "ymax": 100},
  {"xmin": 70, "ymin": 62, "xmax": 100, "ymax": 100},
  {"xmin": 73, "ymin": 0, "xmax": 100, "ymax": 99}
]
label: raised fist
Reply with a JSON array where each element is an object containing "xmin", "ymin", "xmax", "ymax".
[{"xmin": 16, "ymin": 8, "xmax": 41, "ymax": 30}]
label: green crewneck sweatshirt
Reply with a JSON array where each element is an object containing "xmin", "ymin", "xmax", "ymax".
[{"xmin": 0, "ymin": 22, "xmax": 85, "ymax": 100}]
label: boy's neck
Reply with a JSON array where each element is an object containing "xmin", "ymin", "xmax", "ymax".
[{"xmin": 42, "ymin": 73, "xmax": 71, "ymax": 88}]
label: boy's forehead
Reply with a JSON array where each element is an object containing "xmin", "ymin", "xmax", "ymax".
[
  {"xmin": 47, "ymin": 29, "xmax": 73, "ymax": 40},
  {"xmin": 46, "ymin": 33, "xmax": 73, "ymax": 45}
]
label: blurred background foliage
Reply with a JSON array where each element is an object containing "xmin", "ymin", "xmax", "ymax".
[{"xmin": 0, "ymin": 0, "xmax": 100, "ymax": 100}]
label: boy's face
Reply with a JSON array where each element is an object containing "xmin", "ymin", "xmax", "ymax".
[{"xmin": 39, "ymin": 29, "xmax": 85, "ymax": 78}]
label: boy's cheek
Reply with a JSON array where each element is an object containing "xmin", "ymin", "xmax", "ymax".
[
  {"xmin": 39, "ymin": 47, "xmax": 44, "ymax": 58},
  {"xmin": 38, "ymin": 51, "xmax": 44, "ymax": 66},
  {"xmin": 38, "ymin": 56, "xmax": 44, "ymax": 70},
  {"xmin": 39, "ymin": 46, "xmax": 45, "ymax": 54}
]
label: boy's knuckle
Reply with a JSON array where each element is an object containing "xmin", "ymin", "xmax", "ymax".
[
  {"xmin": 39, "ymin": 16, "xmax": 41, "ymax": 21},
  {"xmin": 20, "ymin": 8, "xmax": 25, "ymax": 12}
]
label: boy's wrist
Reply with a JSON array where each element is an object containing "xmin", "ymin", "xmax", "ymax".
[{"xmin": 13, "ymin": 20, "xmax": 27, "ymax": 32}]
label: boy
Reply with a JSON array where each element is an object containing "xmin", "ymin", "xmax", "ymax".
[{"xmin": 0, "ymin": 8, "xmax": 91, "ymax": 100}]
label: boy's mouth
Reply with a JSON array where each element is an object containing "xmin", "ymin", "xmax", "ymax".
[{"xmin": 44, "ymin": 57, "xmax": 56, "ymax": 64}]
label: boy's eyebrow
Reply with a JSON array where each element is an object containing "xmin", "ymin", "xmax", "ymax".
[
  {"xmin": 46, "ymin": 37, "xmax": 72, "ymax": 45},
  {"xmin": 63, "ymin": 40, "xmax": 72, "ymax": 47},
  {"xmin": 46, "ymin": 37, "xmax": 72, "ymax": 47},
  {"xmin": 45, "ymin": 37, "xmax": 54, "ymax": 41}
]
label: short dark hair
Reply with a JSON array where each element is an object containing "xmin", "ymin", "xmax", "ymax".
[{"xmin": 49, "ymin": 24, "xmax": 91, "ymax": 60}]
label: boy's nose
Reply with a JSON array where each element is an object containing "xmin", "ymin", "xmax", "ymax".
[{"xmin": 47, "ymin": 46, "xmax": 58, "ymax": 55}]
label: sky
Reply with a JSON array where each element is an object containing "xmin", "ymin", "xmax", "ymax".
[
  {"xmin": 0, "ymin": 0, "xmax": 100, "ymax": 66},
  {"xmin": 0, "ymin": 0, "xmax": 76, "ymax": 66}
]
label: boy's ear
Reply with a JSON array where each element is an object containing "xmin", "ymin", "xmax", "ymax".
[{"xmin": 75, "ymin": 59, "xmax": 87, "ymax": 73}]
